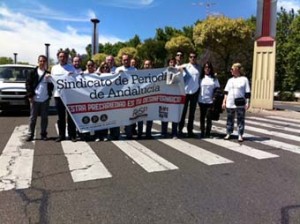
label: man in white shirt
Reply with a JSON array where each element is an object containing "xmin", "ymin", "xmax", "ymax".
[
  {"xmin": 115, "ymin": 54, "xmax": 137, "ymax": 139},
  {"xmin": 51, "ymin": 50, "xmax": 77, "ymax": 142},
  {"xmin": 178, "ymin": 51, "xmax": 201, "ymax": 138}
]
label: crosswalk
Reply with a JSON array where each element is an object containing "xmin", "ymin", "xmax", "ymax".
[{"xmin": 1, "ymin": 115, "xmax": 300, "ymax": 192}]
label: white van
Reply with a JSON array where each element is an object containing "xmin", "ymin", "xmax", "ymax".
[{"xmin": 0, "ymin": 64, "xmax": 35, "ymax": 111}]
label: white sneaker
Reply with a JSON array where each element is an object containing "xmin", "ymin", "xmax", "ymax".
[
  {"xmin": 224, "ymin": 134, "xmax": 231, "ymax": 140},
  {"xmin": 238, "ymin": 135, "xmax": 244, "ymax": 142}
]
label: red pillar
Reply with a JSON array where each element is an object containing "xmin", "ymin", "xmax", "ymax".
[{"xmin": 257, "ymin": 0, "xmax": 275, "ymax": 46}]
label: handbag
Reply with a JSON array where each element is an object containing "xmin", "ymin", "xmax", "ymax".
[{"xmin": 234, "ymin": 97, "xmax": 246, "ymax": 106}]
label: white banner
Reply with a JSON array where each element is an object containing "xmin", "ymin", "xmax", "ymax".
[{"xmin": 51, "ymin": 67, "xmax": 185, "ymax": 132}]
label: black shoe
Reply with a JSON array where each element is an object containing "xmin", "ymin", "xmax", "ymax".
[
  {"xmin": 26, "ymin": 136, "xmax": 33, "ymax": 142},
  {"xmin": 188, "ymin": 132, "xmax": 196, "ymax": 138},
  {"xmin": 67, "ymin": 136, "xmax": 77, "ymax": 142},
  {"xmin": 145, "ymin": 135, "xmax": 154, "ymax": 140},
  {"xmin": 132, "ymin": 129, "xmax": 138, "ymax": 136},
  {"xmin": 41, "ymin": 136, "xmax": 48, "ymax": 141},
  {"xmin": 55, "ymin": 136, "xmax": 65, "ymax": 142},
  {"xmin": 71, "ymin": 137, "xmax": 77, "ymax": 142},
  {"xmin": 178, "ymin": 131, "xmax": 184, "ymax": 137}
]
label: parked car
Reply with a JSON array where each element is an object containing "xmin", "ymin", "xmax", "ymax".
[{"xmin": 0, "ymin": 64, "xmax": 35, "ymax": 111}]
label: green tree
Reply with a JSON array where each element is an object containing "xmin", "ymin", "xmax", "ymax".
[
  {"xmin": 193, "ymin": 16, "xmax": 255, "ymax": 81},
  {"xmin": 0, "ymin": 57, "xmax": 13, "ymax": 64},
  {"xmin": 283, "ymin": 10, "xmax": 300, "ymax": 91},
  {"xmin": 276, "ymin": 8, "xmax": 296, "ymax": 91},
  {"xmin": 137, "ymin": 38, "xmax": 167, "ymax": 67},
  {"xmin": 116, "ymin": 47, "xmax": 138, "ymax": 66},
  {"xmin": 126, "ymin": 35, "xmax": 142, "ymax": 48},
  {"xmin": 165, "ymin": 35, "xmax": 195, "ymax": 58},
  {"xmin": 92, "ymin": 53, "xmax": 107, "ymax": 67}
]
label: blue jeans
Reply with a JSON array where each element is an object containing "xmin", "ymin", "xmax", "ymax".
[{"xmin": 226, "ymin": 107, "xmax": 246, "ymax": 135}]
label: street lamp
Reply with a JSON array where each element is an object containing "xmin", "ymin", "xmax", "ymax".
[
  {"xmin": 13, "ymin": 53, "xmax": 18, "ymax": 64},
  {"xmin": 90, "ymin": 18, "xmax": 100, "ymax": 56},
  {"xmin": 45, "ymin": 43, "xmax": 50, "ymax": 69}
]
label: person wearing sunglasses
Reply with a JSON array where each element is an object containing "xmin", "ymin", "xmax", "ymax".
[
  {"xmin": 178, "ymin": 51, "xmax": 201, "ymax": 138},
  {"xmin": 222, "ymin": 63, "xmax": 251, "ymax": 142},
  {"xmin": 198, "ymin": 61, "xmax": 220, "ymax": 138}
]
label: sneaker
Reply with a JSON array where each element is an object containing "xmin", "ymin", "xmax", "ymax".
[
  {"xmin": 26, "ymin": 136, "xmax": 33, "ymax": 142},
  {"xmin": 41, "ymin": 136, "xmax": 48, "ymax": 141},
  {"xmin": 224, "ymin": 134, "xmax": 231, "ymax": 140},
  {"xmin": 238, "ymin": 135, "xmax": 244, "ymax": 142},
  {"xmin": 95, "ymin": 138, "xmax": 100, "ymax": 142},
  {"xmin": 172, "ymin": 136, "xmax": 178, "ymax": 140}
]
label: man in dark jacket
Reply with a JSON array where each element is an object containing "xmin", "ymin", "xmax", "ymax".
[{"xmin": 25, "ymin": 55, "xmax": 53, "ymax": 141}]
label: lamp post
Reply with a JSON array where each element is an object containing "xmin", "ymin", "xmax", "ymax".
[
  {"xmin": 13, "ymin": 53, "xmax": 17, "ymax": 64},
  {"xmin": 45, "ymin": 43, "xmax": 50, "ymax": 69},
  {"xmin": 90, "ymin": 18, "xmax": 100, "ymax": 56}
]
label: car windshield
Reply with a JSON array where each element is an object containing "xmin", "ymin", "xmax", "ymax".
[{"xmin": 0, "ymin": 66, "xmax": 34, "ymax": 82}]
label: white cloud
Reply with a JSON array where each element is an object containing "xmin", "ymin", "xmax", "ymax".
[
  {"xmin": 278, "ymin": 0, "xmax": 300, "ymax": 11},
  {"xmin": 0, "ymin": 5, "xmax": 123, "ymax": 65},
  {"xmin": 94, "ymin": 0, "xmax": 155, "ymax": 9}
]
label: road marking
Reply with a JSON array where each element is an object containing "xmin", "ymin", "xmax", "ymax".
[
  {"xmin": 112, "ymin": 140, "xmax": 179, "ymax": 172},
  {"xmin": 216, "ymin": 120, "xmax": 300, "ymax": 142},
  {"xmin": 151, "ymin": 122, "xmax": 233, "ymax": 165},
  {"xmin": 203, "ymin": 137, "xmax": 279, "ymax": 159},
  {"xmin": 56, "ymin": 125, "xmax": 112, "ymax": 182},
  {"xmin": 211, "ymin": 125, "xmax": 300, "ymax": 155},
  {"xmin": 157, "ymin": 138, "xmax": 233, "ymax": 165},
  {"xmin": 247, "ymin": 116, "xmax": 300, "ymax": 128},
  {"xmin": 0, "ymin": 125, "xmax": 34, "ymax": 191},
  {"xmin": 266, "ymin": 116, "xmax": 300, "ymax": 124},
  {"xmin": 242, "ymin": 119, "xmax": 300, "ymax": 134}
]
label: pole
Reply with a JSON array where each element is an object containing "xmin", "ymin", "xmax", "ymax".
[
  {"xmin": 45, "ymin": 43, "xmax": 50, "ymax": 69},
  {"xmin": 13, "ymin": 53, "xmax": 17, "ymax": 64},
  {"xmin": 90, "ymin": 18, "xmax": 100, "ymax": 56}
]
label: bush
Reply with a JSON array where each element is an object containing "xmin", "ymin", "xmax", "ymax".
[{"xmin": 278, "ymin": 91, "xmax": 295, "ymax": 101}]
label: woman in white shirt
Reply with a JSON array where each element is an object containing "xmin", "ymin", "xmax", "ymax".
[
  {"xmin": 198, "ymin": 61, "xmax": 220, "ymax": 138},
  {"xmin": 222, "ymin": 63, "xmax": 251, "ymax": 142}
]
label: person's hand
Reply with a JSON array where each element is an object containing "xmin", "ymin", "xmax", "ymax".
[
  {"xmin": 222, "ymin": 102, "xmax": 226, "ymax": 109},
  {"xmin": 245, "ymin": 103, "xmax": 250, "ymax": 110},
  {"xmin": 28, "ymin": 97, "xmax": 33, "ymax": 104}
]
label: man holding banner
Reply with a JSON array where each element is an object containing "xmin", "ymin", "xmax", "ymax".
[{"xmin": 50, "ymin": 64, "xmax": 186, "ymax": 139}]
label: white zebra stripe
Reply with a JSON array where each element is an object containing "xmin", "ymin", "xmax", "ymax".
[
  {"xmin": 211, "ymin": 125, "xmax": 300, "ymax": 155},
  {"xmin": 0, "ymin": 125, "xmax": 34, "ymax": 192},
  {"xmin": 112, "ymin": 140, "xmax": 178, "ymax": 172},
  {"xmin": 266, "ymin": 116, "xmax": 300, "ymax": 124},
  {"xmin": 216, "ymin": 120, "xmax": 300, "ymax": 142},
  {"xmin": 56, "ymin": 125, "xmax": 112, "ymax": 182}
]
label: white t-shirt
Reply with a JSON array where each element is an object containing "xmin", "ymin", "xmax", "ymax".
[
  {"xmin": 224, "ymin": 76, "xmax": 251, "ymax": 108},
  {"xmin": 198, "ymin": 75, "xmax": 220, "ymax": 104},
  {"xmin": 180, "ymin": 63, "xmax": 200, "ymax": 94},
  {"xmin": 115, "ymin": 65, "xmax": 137, "ymax": 73},
  {"xmin": 34, "ymin": 68, "xmax": 50, "ymax": 102},
  {"xmin": 51, "ymin": 63, "xmax": 76, "ymax": 97}
]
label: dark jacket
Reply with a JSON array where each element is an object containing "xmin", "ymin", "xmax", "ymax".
[
  {"xmin": 25, "ymin": 66, "xmax": 54, "ymax": 99},
  {"xmin": 211, "ymin": 88, "xmax": 224, "ymax": 121}
]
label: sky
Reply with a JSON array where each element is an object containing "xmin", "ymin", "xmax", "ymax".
[{"xmin": 0, "ymin": 0, "xmax": 300, "ymax": 65}]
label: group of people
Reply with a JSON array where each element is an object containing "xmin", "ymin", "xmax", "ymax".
[{"xmin": 25, "ymin": 50, "xmax": 251, "ymax": 143}]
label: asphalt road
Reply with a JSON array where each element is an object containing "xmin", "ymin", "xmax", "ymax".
[
  {"xmin": 0, "ymin": 110, "xmax": 300, "ymax": 224},
  {"xmin": 274, "ymin": 101, "xmax": 300, "ymax": 112}
]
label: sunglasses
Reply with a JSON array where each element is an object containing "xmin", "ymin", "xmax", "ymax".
[{"xmin": 189, "ymin": 55, "xmax": 196, "ymax": 58}]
